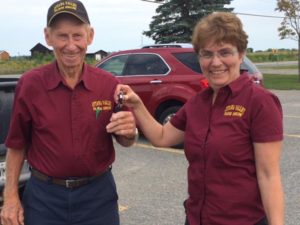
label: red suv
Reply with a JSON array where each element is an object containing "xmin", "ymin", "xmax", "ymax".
[{"xmin": 96, "ymin": 44, "xmax": 263, "ymax": 124}]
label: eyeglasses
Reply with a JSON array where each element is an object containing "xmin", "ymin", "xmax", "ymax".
[{"xmin": 198, "ymin": 48, "xmax": 238, "ymax": 61}]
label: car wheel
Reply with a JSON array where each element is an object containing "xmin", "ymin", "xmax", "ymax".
[
  {"xmin": 158, "ymin": 106, "xmax": 183, "ymax": 149},
  {"xmin": 158, "ymin": 106, "xmax": 181, "ymax": 125}
]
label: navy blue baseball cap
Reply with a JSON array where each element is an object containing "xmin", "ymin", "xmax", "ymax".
[{"xmin": 47, "ymin": 0, "xmax": 90, "ymax": 26}]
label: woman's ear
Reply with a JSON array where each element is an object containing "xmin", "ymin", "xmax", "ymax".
[{"xmin": 239, "ymin": 51, "xmax": 246, "ymax": 63}]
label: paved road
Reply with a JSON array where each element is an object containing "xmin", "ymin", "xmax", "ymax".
[
  {"xmin": 255, "ymin": 61, "xmax": 298, "ymax": 67},
  {"xmin": 270, "ymin": 90, "xmax": 300, "ymax": 225},
  {"xmin": 113, "ymin": 90, "xmax": 300, "ymax": 225},
  {"xmin": 255, "ymin": 61, "xmax": 298, "ymax": 75}
]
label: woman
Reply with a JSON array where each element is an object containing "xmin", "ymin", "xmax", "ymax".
[{"xmin": 107, "ymin": 12, "xmax": 284, "ymax": 225}]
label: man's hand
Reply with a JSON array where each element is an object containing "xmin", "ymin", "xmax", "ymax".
[
  {"xmin": 1, "ymin": 195, "xmax": 24, "ymax": 225},
  {"xmin": 1, "ymin": 148, "xmax": 26, "ymax": 225},
  {"xmin": 106, "ymin": 111, "xmax": 137, "ymax": 147}
]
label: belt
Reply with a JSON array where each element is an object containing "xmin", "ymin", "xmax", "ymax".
[{"xmin": 30, "ymin": 167, "xmax": 111, "ymax": 188}]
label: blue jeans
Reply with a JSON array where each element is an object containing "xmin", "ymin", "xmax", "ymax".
[{"xmin": 22, "ymin": 170, "xmax": 119, "ymax": 225}]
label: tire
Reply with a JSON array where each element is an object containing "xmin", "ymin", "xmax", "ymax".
[
  {"xmin": 158, "ymin": 106, "xmax": 183, "ymax": 149},
  {"xmin": 158, "ymin": 106, "xmax": 181, "ymax": 125}
]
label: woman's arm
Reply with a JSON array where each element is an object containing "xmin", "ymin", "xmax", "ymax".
[
  {"xmin": 254, "ymin": 141, "xmax": 285, "ymax": 225},
  {"xmin": 107, "ymin": 84, "xmax": 184, "ymax": 147}
]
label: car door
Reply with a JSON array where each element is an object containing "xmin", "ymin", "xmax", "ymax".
[{"xmin": 98, "ymin": 53, "xmax": 171, "ymax": 115}]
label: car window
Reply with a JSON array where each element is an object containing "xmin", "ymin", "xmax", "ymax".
[
  {"xmin": 173, "ymin": 52, "xmax": 259, "ymax": 75},
  {"xmin": 172, "ymin": 52, "xmax": 202, "ymax": 73},
  {"xmin": 98, "ymin": 55, "xmax": 128, "ymax": 75},
  {"xmin": 241, "ymin": 56, "xmax": 260, "ymax": 74},
  {"xmin": 123, "ymin": 54, "xmax": 169, "ymax": 75}
]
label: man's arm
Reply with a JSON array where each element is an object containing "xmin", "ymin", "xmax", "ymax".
[
  {"xmin": 254, "ymin": 141, "xmax": 285, "ymax": 225},
  {"xmin": 1, "ymin": 148, "xmax": 26, "ymax": 225},
  {"xmin": 115, "ymin": 128, "xmax": 138, "ymax": 147}
]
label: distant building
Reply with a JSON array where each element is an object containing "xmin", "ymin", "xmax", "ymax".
[
  {"xmin": 29, "ymin": 42, "xmax": 107, "ymax": 60},
  {"xmin": 30, "ymin": 43, "xmax": 52, "ymax": 57},
  {"xmin": 0, "ymin": 50, "xmax": 10, "ymax": 60},
  {"xmin": 86, "ymin": 50, "xmax": 108, "ymax": 61}
]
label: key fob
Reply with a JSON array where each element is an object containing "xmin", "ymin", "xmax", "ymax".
[{"xmin": 114, "ymin": 91, "xmax": 124, "ymax": 112}]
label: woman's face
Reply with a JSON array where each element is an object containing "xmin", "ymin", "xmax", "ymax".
[{"xmin": 198, "ymin": 42, "xmax": 245, "ymax": 91}]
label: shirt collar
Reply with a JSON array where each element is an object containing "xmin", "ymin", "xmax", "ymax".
[
  {"xmin": 45, "ymin": 61, "xmax": 93, "ymax": 91},
  {"xmin": 227, "ymin": 71, "xmax": 252, "ymax": 97}
]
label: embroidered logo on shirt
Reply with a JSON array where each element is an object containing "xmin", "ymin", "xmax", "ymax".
[
  {"xmin": 92, "ymin": 100, "xmax": 112, "ymax": 119},
  {"xmin": 224, "ymin": 104, "xmax": 246, "ymax": 117}
]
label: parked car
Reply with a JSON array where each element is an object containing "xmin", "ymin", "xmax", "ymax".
[
  {"xmin": 0, "ymin": 78, "xmax": 31, "ymax": 208},
  {"xmin": 96, "ymin": 44, "xmax": 263, "ymax": 125}
]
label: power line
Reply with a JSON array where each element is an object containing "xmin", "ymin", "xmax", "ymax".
[
  {"xmin": 140, "ymin": 1, "xmax": 287, "ymax": 19},
  {"xmin": 235, "ymin": 12, "xmax": 285, "ymax": 19}
]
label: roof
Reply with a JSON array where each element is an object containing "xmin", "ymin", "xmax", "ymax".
[
  {"xmin": 93, "ymin": 50, "xmax": 108, "ymax": 54},
  {"xmin": 30, "ymin": 43, "xmax": 51, "ymax": 52},
  {"xmin": 142, "ymin": 43, "xmax": 193, "ymax": 49}
]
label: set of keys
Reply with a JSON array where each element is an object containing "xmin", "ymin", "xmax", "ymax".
[{"xmin": 113, "ymin": 90, "xmax": 125, "ymax": 112}]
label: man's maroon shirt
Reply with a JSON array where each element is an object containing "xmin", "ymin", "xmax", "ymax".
[{"xmin": 6, "ymin": 62, "xmax": 119, "ymax": 178}]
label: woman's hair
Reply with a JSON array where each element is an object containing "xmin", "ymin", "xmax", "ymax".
[{"xmin": 192, "ymin": 12, "xmax": 248, "ymax": 54}]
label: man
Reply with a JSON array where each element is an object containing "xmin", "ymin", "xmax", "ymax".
[{"xmin": 0, "ymin": 1, "xmax": 137, "ymax": 225}]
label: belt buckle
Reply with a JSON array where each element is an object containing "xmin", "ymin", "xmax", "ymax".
[{"xmin": 66, "ymin": 179, "xmax": 76, "ymax": 188}]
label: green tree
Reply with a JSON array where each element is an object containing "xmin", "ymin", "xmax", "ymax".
[
  {"xmin": 143, "ymin": 0, "xmax": 233, "ymax": 44},
  {"xmin": 247, "ymin": 48, "xmax": 254, "ymax": 53},
  {"xmin": 276, "ymin": 0, "xmax": 300, "ymax": 81}
]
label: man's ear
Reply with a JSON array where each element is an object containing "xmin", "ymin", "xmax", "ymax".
[
  {"xmin": 87, "ymin": 27, "xmax": 94, "ymax": 46},
  {"xmin": 44, "ymin": 27, "xmax": 52, "ymax": 46}
]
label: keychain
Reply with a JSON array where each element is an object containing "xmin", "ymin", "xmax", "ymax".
[{"xmin": 113, "ymin": 90, "xmax": 124, "ymax": 112}]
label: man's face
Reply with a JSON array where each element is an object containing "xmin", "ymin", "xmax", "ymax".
[{"xmin": 45, "ymin": 16, "xmax": 93, "ymax": 72}]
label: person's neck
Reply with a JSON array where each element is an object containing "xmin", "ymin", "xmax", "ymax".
[{"xmin": 58, "ymin": 63, "xmax": 83, "ymax": 89}]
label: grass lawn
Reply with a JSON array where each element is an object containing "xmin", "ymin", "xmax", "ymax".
[{"xmin": 264, "ymin": 74, "xmax": 300, "ymax": 90}]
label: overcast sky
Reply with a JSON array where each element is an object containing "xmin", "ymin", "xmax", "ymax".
[{"xmin": 0, "ymin": 0, "xmax": 297, "ymax": 56}]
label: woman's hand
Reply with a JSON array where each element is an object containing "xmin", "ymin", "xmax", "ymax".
[{"xmin": 114, "ymin": 84, "xmax": 141, "ymax": 109}]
